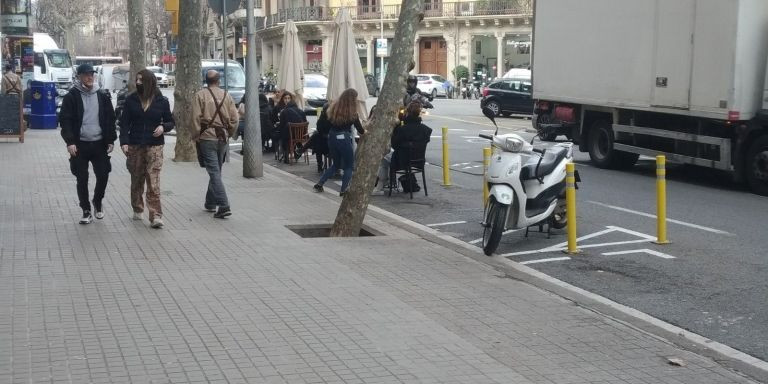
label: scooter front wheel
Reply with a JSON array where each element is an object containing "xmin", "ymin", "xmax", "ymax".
[{"xmin": 482, "ymin": 200, "xmax": 508, "ymax": 256}]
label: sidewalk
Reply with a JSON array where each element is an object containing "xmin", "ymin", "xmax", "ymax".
[{"xmin": 0, "ymin": 130, "xmax": 760, "ymax": 384}]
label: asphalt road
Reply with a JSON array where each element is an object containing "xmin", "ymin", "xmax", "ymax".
[{"xmin": 164, "ymin": 89, "xmax": 768, "ymax": 363}]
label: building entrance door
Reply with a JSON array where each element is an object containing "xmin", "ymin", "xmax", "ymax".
[{"xmin": 419, "ymin": 37, "xmax": 447, "ymax": 77}]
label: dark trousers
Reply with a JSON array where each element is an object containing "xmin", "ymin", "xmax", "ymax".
[{"xmin": 69, "ymin": 140, "xmax": 111, "ymax": 211}]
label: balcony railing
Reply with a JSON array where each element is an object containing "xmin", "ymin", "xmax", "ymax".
[{"xmin": 260, "ymin": 0, "xmax": 532, "ymax": 30}]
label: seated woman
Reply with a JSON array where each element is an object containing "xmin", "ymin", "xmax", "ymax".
[
  {"xmin": 276, "ymin": 91, "xmax": 307, "ymax": 163},
  {"xmin": 375, "ymin": 101, "xmax": 432, "ymax": 193}
]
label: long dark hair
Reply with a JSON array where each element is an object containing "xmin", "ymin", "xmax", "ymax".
[
  {"xmin": 327, "ymin": 88, "xmax": 359, "ymax": 125},
  {"xmin": 136, "ymin": 69, "xmax": 158, "ymax": 102}
]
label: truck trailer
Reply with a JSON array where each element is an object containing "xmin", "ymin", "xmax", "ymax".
[{"xmin": 532, "ymin": 0, "xmax": 768, "ymax": 195}]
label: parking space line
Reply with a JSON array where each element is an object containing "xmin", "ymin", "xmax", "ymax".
[
  {"xmin": 520, "ymin": 257, "xmax": 572, "ymax": 265},
  {"xmin": 603, "ymin": 249, "xmax": 675, "ymax": 259},
  {"xmin": 588, "ymin": 201, "xmax": 733, "ymax": 236},
  {"xmin": 467, "ymin": 229, "xmax": 520, "ymax": 245},
  {"xmin": 426, "ymin": 221, "xmax": 467, "ymax": 227}
]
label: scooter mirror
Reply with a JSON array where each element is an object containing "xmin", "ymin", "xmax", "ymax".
[{"xmin": 482, "ymin": 107, "xmax": 496, "ymax": 123}]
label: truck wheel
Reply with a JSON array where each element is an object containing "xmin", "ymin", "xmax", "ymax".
[
  {"xmin": 587, "ymin": 120, "xmax": 638, "ymax": 169},
  {"xmin": 536, "ymin": 113, "xmax": 558, "ymax": 141},
  {"xmin": 746, "ymin": 135, "xmax": 768, "ymax": 196}
]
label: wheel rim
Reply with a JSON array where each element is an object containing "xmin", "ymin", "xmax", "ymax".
[
  {"xmin": 752, "ymin": 148, "xmax": 768, "ymax": 181},
  {"xmin": 488, "ymin": 102, "xmax": 499, "ymax": 116}
]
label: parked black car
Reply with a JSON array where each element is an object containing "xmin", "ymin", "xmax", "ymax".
[
  {"xmin": 479, "ymin": 77, "xmax": 533, "ymax": 117},
  {"xmin": 364, "ymin": 73, "xmax": 380, "ymax": 97}
]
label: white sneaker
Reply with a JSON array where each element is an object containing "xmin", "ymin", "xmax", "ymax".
[
  {"xmin": 132, "ymin": 212, "xmax": 142, "ymax": 221},
  {"xmin": 92, "ymin": 200, "xmax": 104, "ymax": 219},
  {"xmin": 79, "ymin": 210, "xmax": 93, "ymax": 224},
  {"xmin": 150, "ymin": 218, "xmax": 164, "ymax": 229}
]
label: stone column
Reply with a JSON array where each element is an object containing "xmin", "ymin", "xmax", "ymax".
[
  {"xmin": 262, "ymin": 41, "xmax": 273, "ymax": 71},
  {"xmin": 445, "ymin": 34, "xmax": 456, "ymax": 81},
  {"xmin": 366, "ymin": 38, "xmax": 374, "ymax": 74},
  {"xmin": 412, "ymin": 36, "xmax": 420, "ymax": 74},
  {"xmin": 274, "ymin": 44, "xmax": 282, "ymax": 69},
  {"xmin": 496, "ymin": 32, "xmax": 505, "ymax": 78}
]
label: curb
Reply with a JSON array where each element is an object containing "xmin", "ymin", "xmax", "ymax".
[{"xmin": 235, "ymin": 156, "xmax": 768, "ymax": 382}]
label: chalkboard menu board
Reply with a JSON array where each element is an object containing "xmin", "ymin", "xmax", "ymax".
[{"xmin": 0, "ymin": 94, "xmax": 24, "ymax": 142}]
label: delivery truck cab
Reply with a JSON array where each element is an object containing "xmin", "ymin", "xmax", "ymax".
[
  {"xmin": 32, "ymin": 33, "xmax": 73, "ymax": 90},
  {"xmin": 531, "ymin": 0, "xmax": 768, "ymax": 195}
]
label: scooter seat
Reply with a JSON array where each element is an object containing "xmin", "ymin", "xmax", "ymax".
[{"xmin": 520, "ymin": 146, "xmax": 568, "ymax": 181}]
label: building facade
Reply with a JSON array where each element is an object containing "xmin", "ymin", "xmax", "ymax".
[{"xmin": 256, "ymin": 0, "xmax": 533, "ymax": 81}]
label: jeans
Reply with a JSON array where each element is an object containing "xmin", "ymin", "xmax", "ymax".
[
  {"xmin": 376, "ymin": 150, "xmax": 393, "ymax": 189},
  {"xmin": 126, "ymin": 145, "xmax": 164, "ymax": 220},
  {"xmin": 69, "ymin": 140, "xmax": 111, "ymax": 211},
  {"xmin": 317, "ymin": 130, "xmax": 355, "ymax": 192},
  {"xmin": 199, "ymin": 140, "xmax": 230, "ymax": 208}
]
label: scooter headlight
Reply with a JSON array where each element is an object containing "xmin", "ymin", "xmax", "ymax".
[{"xmin": 502, "ymin": 137, "xmax": 524, "ymax": 152}]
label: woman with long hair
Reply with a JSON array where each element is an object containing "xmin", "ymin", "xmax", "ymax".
[
  {"xmin": 276, "ymin": 90, "xmax": 306, "ymax": 163},
  {"xmin": 313, "ymin": 88, "xmax": 365, "ymax": 196},
  {"xmin": 119, "ymin": 68, "xmax": 175, "ymax": 228}
]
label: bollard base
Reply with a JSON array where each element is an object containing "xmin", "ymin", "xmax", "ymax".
[
  {"xmin": 653, "ymin": 240, "xmax": 670, "ymax": 245},
  {"xmin": 562, "ymin": 249, "xmax": 581, "ymax": 255}
]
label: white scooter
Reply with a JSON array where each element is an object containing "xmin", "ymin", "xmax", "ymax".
[{"xmin": 479, "ymin": 107, "xmax": 579, "ymax": 256}]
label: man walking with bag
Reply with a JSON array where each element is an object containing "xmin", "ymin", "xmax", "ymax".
[
  {"xmin": 193, "ymin": 70, "xmax": 238, "ymax": 218},
  {"xmin": 60, "ymin": 64, "xmax": 117, "ymax": 224}
]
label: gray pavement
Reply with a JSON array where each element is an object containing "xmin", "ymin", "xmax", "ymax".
[{"xmin": 0, "ymin": 130, "xmax": 762, "ymax": 383}]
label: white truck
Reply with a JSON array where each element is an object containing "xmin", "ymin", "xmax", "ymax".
[
  {"xmin": 531, "ymin": 0, "xmax": 768, "ymax": 195},
  {"xmin": 32, "ymin": 33, "xmax": 73, "ymax": 89}
]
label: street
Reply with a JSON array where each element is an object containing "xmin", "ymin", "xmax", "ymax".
[{"xmin": 251, "ymin": 94, "xmax": 768, "ymax": 362}]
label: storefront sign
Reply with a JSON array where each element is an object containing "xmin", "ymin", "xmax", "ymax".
[{"xmin": 376, "ymin": 38, "xmax": 388, "ymax": 57}]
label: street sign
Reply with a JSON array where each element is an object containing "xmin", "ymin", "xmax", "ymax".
[
  {"xmin": 376, "ymin": 38, "xmax": 388, "ymax": 57},
  {"xmin": 208, "ymin": 0, "xmax": 239, "ymax": 15}
]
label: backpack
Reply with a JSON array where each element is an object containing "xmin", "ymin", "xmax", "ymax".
[{"xmin": 398, "ymin": 174, "xmax": 420, "ymax": 193}]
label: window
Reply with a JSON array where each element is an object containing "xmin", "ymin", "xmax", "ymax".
[
  {"xmin": 497, "ymin": 81, "xmax": 511, "ymax": 91},
  {"xmin": 424, "ymin": 41, "xmax": 431, "ymax": 49},
  {"xmin": 475, "ymin": 40, "xmax": 481, "ymax": 55},
  {"xmin": 416, "ymin": 75, "xmax": 429, "ymax": 82}
]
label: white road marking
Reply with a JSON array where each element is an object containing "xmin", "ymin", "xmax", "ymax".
[
  {"xmin": 588, "ymin": 201, "xmax": 733, "ymax": 236},
  {"xmin": 449, "ymin": 128, "xmax": 468, "ymax": 132},
  {"xmin": 603, "ymin": 249, "xmax": 676, "ymax": 259},
  {"xmin": 426, "ymin": 221, "xmax": 467, "ymax": 227},
  {"xmin": 520, "ymin": 257, "xmax": 572, "ymax": 265},
  {"xmin": 429, "ymin": 115, "xmax": 529, "ymax": 130},
  {"xmin": 500, "ymin": 226, "xmax": 656, "ymax": 257},
  {"xmin": 467, "ymin": 229, "xmax": 520, "ymax": 245}
]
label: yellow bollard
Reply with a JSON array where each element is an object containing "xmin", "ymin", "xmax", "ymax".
[
  {"xmin": 565, "ymin": 162, "xmax": 580, "ymax": 254},
  {"xmin": 483, "ymin": 147, "xmax": 492, "ymax": 206},
  {"xmin": 316, "ymin": 107, "xmax": 322, "ymax": 117},
  {"xmin": 655, "ymin": 155, "xmax": 670, "ymax": 244},
  {"xmin": 442, "ymin": 127, "xmax": 452, "ymax": 186}
]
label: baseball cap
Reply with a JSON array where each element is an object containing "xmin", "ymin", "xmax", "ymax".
[{"xmin": 76, "ymin": 64, "xmax": 96, "ymax": 75}]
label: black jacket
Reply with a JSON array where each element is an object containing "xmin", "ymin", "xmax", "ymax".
[
  {"xmin": 391, "ymin": 116, "xmax": 432, "ymax": 170},
  {"xmin": 277, "ymin": 102, "xmax": 307, "ymax": 139},
  {"xmin": 119, "ymin": 91, "xmax": 175, "ymax": 146},
  {"xmin": 60, "ymin": 87, "xmax": 117, "ymax": 145}
]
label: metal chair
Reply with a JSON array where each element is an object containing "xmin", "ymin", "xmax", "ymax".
[{"xmin": 388, "ymin": 144, "xmax": 428, "ymax": 199}]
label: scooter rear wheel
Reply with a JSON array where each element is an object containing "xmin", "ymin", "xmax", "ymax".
[{"xmin": 482, "ymin": 200, "xmax": 508, "ymax": 256}]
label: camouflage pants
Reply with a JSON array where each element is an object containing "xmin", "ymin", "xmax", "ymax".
[{"xmin": 126, "ymin": 145, "xmax": 164, "ymax": 220}]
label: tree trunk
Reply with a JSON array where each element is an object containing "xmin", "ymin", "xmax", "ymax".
[
  {"xmin": 172, "ymin": 0, "xmax": 202, "ymax": 162},
  {"xmin": 329, "ymin": 0, "xmax": 424, "ymax": 237},
  {"xmin": 127, "ymin": 0, "xmax": 146, "ymax": 89}
]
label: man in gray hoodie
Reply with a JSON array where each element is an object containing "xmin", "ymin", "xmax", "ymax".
[{"xmin": 60, "ymin": 64, "xmax": 117, "ymax": 224}]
